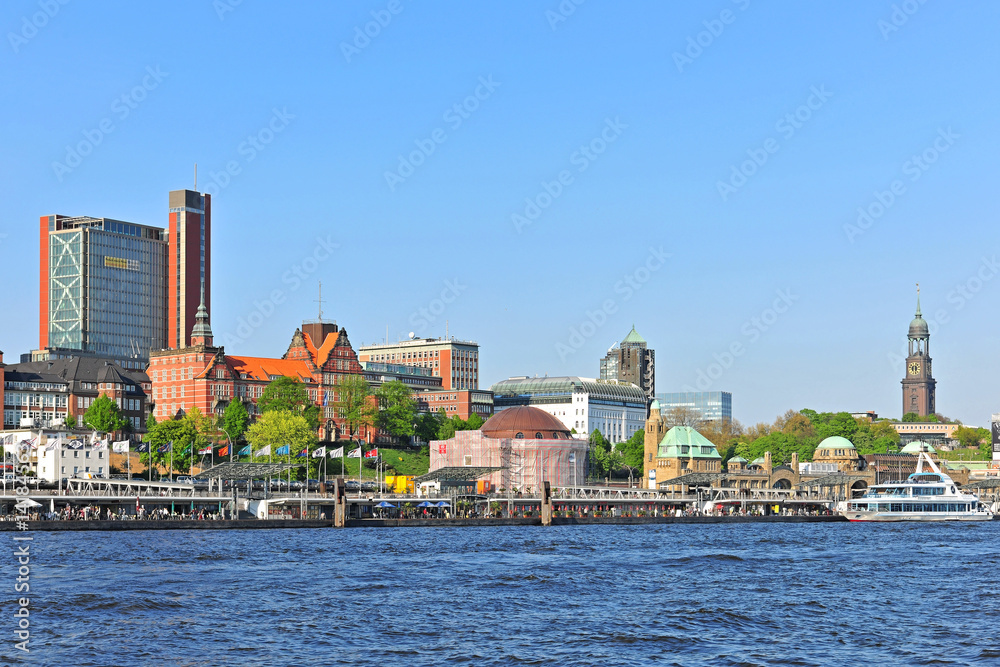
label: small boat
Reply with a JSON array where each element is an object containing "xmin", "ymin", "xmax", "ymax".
[{"xmin": 841, "ymin": 453, "xmax": 993, "ymax": 522}]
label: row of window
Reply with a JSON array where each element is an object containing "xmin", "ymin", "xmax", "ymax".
[
  {"xmin": 6, "ymin": 393, "xmax": 69, "ymax": 408},
  {"xmin": 850, "ymin": 502, "xmax": 975, "ymax": 513}
]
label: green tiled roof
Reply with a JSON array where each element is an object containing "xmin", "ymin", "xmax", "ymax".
[
  {"xmin": 622, "ymin": 326, "xmax": 646, "ymax": 344},
  {"xmin": 657, "ymin": 426, "xmax": 721, "ymax": 459},
  {"xmin": 728, "ymin": 456, "xmax": 747, "ymax": 463}
]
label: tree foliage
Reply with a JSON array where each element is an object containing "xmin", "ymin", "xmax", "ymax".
[
  {"xmin": 142, "ymin": 418, "xmax": 197, "ymax": 474},
  {"xmin": 662, "ymin": 406, "xmax": 704, "ymax": 429},
  {"xmin": 375, "ymin": 380, "xmax": 417, "ymax": 438},
  {"xmin": 83, "ymin": 393, "xmax": 128, "ymax": 433},
  {"xmin": 333, "ymin": 374, "xmax": 376, "ymax": 437},
  {"xmin": 223, "ymin": 399, "xmax": 250, "ymax": 443},
  {"xmin": 245, "ymin": 410, "xmax": 317, "ymax": 454},
  {"xmin": 587, "ymin": 429, "xmax": 623, "ymax": 479},
  {"xmin": 258, "ymin": 376, "xmax": 319, "ymax": 431},
  {"xmin": 618, "ymin": 429, "xmax": 645, "ymax": 471}
]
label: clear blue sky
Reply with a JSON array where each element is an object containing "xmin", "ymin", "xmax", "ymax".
[{"xmin": 2, "ymin": 1, "xmax": 998, "ymax": 426}]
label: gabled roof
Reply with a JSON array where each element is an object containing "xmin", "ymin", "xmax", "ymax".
[
  {"xmin": 225, "ymin": 356, "xmax": 314, "ymax": 383},
  {"xmin": 6, "ymin": 357, "xmax": 148, "ymax": 389},
  {"xmin": 657, "ymin": 426, "xmax": 721, "ymax": 459},
  {"xmin": 303, "ymin": 330, "xmax": 339, "ymax": 368}
]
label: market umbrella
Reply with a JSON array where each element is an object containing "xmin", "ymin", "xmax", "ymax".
[
  {"xmin": 435, "ymin": 501, "xmax": 451, "ymax": 507},
  {"xmin": 416, "ymin": 501, "xmax": 434, "ymax": 507},
  {"xmin": 375, "ymin": 501, "xmax": 396, "ymax": 508}
]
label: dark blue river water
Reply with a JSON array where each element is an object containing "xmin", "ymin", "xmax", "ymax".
[{"xmin": 5, "ymin": 522, "xmax": 1000, "ymax": 666}]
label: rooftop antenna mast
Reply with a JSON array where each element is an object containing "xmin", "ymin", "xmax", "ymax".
[{"xmin": 315, "ymin": 280, "xmax": 323, "ymax": 321}]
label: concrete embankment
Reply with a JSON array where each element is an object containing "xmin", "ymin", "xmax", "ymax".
[
  {"xmin": 1, "ymin": 515, "xmax": 848, "ymax": 531},
  {"xmin": 349, "ymin": 515, "xmax": 847, "ymax": 528},
  {"xmin": 0, "ymin": 519, "xmax": 334, "ymax": 531}
]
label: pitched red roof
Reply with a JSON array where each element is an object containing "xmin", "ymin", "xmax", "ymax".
[{"xmin": 225, "ymin": 355, "xmax": 314, "ymax": 383}]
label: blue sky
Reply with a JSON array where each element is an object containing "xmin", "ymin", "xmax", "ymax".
[{"xmin": 2, "ymin": 1, "xmax": 998, "ymax": 426}]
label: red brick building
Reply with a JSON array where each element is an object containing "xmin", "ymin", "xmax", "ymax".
[{"xmin": 148, "ymin": 305, "xmax": 374, "ymax": 442}]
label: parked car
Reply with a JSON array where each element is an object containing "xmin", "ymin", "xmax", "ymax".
[{"xmin": 175, "ymin": 476, "xmax": 194, "ymax": 484}]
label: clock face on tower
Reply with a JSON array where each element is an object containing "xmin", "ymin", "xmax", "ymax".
[{"xmin": 908, "ymin": 362, "xmax": 921, "ymax": 375}]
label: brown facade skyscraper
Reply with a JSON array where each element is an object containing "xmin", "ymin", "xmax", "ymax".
[
  {"xmin": 600, "ymin": 325, "xmax": 655, "ymax": 403},
  {"xmin": 167, "ymin": 189, "xmax": 211, "ymax": 349},
  {"xmin": 901, "ymin": 289, "xmax": 936, "ymax": 417}
]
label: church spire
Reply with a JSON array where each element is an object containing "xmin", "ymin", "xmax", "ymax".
[
  {"xmin": 190, "ymin": 281, "xmax": 213, "ymax": 346},
  {"xmin": 915, "ymin": 282, "xmax": 922, "ymax": 317}
]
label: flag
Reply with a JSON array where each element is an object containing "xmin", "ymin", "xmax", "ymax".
[
  {"xmin": 297, "ymin": 448, "xmax": 309, "ymax": 458},
  {"xmin": 347, "ymin": 447, "xmax": 362, "ymax": 458},
  {"xmin": 90, "ymin": 431, "xmax": 99, "ymax": 445},
  {"xmin": 254, "ymin": 445, "xmax": 271, "ymax": 457},
  {"xmin": 158, "ymin": 444, "xmax": 171, "ymax": 453},
  {"xmin": 364, "ymin": 448, "xmax": 379, "ymax": 459},
  {"xmin": 313, "ymin": 446, "xmax": 328, "ymax": 458},
  {"xmin": 135, "ymin": 443, "xmax": 150, "ymax": 453},
  {"xmin": 67, "ymin": 439, "xmax": 84, "ymax": 450},
  {"xmin": 93, "ymin": 440, "xmax": 108, "ymax": 451},
  {"xmin": 198, "ymin": 447, "xmax": 212, "ymax": 455},
  {"xmin": 275, "ymin": 445, "xmax": 290, "ymax": 456},
  {"xmin": 238, "ymin": 445, "xmax": 251, "ymax": 456},
  {"xmin": 45, "ymin": 435, "xmax": 63, "ymax": 451},
  {"xmin": 112, "ymin": 440, "xmax": 130, "ymax": 453},
  {"xmin": 218, "ymin": 445, "xmax": 229, "ymax": 457}
]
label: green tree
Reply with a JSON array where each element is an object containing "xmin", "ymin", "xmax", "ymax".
[
  {"xmin": 375, "ymin": 380, "xmax": 417, "ymax": 439},
  {"xmin": 145, "ymin": 413, "xmax": 157, "ymax": 432},
  {"xmin": 333, "ymin": 374, "xmax": 375, "ymax": 437},
  {"xmin": 953, "ymin": 425, "xmax": 990, "ymax": 451},
  {"xmin": 143, "ymin": 418, "xmax": 197, "ymax": 474},
  {"xmin": 245, "ymin": 410, "xmax": 317, "ymax": 460},
  {"xmin": 83, "ymin": 393, "xmax": 128, "ymax": 433},
  {"xmin": 64, "ymin": 414, "xmax": 77, "ymax": 429},
  {"xmin": 223, "ymin": 399, "xmax": 250, "ymax": 443},
  {"xmin": 619, "ymin": 429, "xmax": 646, "ymax": 471},
  {"xmin": 437, "ymin": 408, "xmax": 457, "ymax": 440},
  {"xmin": 466, "ymin": 413, "xmax": 484, "ymax": 430},
  {"xmin": 258, "ymin": 376, "xmax": 319, "ymax": 431},
  {"xmin": 415, "ymin": 411, "xmax": 444, "ymax": 442},
  {"xmin": 587, "ymin": 429, "xmax": 623, "ymax": 479}
]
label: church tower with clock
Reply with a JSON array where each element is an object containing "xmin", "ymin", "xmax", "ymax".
[{"xmin": 901, "ymin": 287, "xmax": 936, "ymax": 417}]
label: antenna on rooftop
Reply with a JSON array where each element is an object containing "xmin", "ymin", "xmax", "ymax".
[{"xmin": 315, "ymin": 280, "xmax": 323, "ymax": 321}]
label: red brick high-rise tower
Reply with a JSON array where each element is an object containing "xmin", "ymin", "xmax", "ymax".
[{"xmin": 167, "ymin": 189, "xmax": 211, "ymax": 349}]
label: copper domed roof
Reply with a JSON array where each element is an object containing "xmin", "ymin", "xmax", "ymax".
[{"xmin": 480, "ymin": 406, "xmax": 571, "ymax": 440}]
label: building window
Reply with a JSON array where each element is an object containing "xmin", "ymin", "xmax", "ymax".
[{"xmin": 515, "ymin": 432, "xmax": 523, "ymax": 439}]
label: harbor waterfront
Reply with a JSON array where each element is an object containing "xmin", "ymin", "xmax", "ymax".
[{"xmin": 8, "ymin": 523, "xmax": 1000, "ymax": 665}]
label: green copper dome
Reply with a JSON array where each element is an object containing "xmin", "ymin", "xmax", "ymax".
[
  {"xmin": 729, "ymin": 456, "xmax": 747, "ymax": 463},
  {"xmin": 901, "ymin": 440, "xmax": 936, "ymax": 454},
  {"xmin": 649, "ymin": 398, "xmax": 660, "ymax": 412},
  {"xmin": 817, "ymin": 436, "xmax": 855, "ymax": 450},
  {"xmin": 656, "ymin": 426, "xmax": 721, "ymax": 459}
]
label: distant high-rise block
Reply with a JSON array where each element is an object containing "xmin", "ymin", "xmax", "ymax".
[
  {"xmin": 600, "ymin": 325, "xmax": 655, "ymax": 402},
  {"xmin": 167, "ymin": 189, "xmax": 211, "ymax": 348}
]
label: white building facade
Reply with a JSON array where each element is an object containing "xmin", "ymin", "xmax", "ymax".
[{"xmin": 490, "ymin": 376, "xmax": 648, "ymax": 444}]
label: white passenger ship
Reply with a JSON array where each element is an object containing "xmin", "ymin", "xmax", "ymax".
[{"xmin": 841, "ymin": 453, "xmax": 993, "ymax": 522}]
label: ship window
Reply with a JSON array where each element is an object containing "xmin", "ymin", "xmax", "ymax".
[
  {"xmin": 515, "ymin": 432, "xmax": 523, "ymax": 439},
  {"xmin": 535, "ymin": 432, "xmax": 542, "ymax": 439}
]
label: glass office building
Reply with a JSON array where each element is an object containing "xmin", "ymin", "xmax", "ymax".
[
  {"xmin": 45, "ymin": 216, "xmax": 167, "ymax": 365},
  {"xmin": 656, "ymin": 391, "xmax": 732, "ymax": 422}
]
